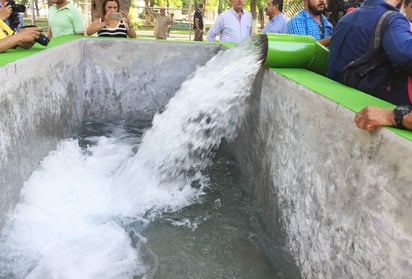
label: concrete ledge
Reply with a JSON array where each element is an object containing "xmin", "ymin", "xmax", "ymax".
[
  {"xmin": 232, "ymin": 69, "xmax": 412, "ymax": 278},
  {"xmin": 1, "ymin": 36, "xmax": 411, "ymax": 278},
  {"xmin": 274, "ymin": 68, "xmax": 412, "ymax": 141}
]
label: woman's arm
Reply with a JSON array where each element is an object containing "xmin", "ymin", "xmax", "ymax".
[
  {"xmin": 86, "ymin": 17, "xmax": 106, "ymax": 36},
  {"xmin": 121, "ymin": 10, "xmax": 136, "ymax": 38}
]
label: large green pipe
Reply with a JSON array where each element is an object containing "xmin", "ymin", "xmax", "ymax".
[{"xmin": 264, "ymin": 33, "xmax": 329, "ymax": 75}]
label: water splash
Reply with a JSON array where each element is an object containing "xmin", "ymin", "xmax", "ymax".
[
  {"xmin": 0, "ymin": 138, "xmax": 145, "ymax": 279},
  {"xmin": 0, "ymin": 35, "xmax": 267, "ymax": 278},
  {"xmin": 112, "ymin": 35, "xmax": 267, "ymax": 216}
]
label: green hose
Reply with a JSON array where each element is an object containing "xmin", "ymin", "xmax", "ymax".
[{"xmin": 264, "ymin": 33, "xmax": 329, "ymax": 75}]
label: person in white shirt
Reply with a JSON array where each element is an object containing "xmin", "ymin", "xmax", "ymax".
[{"xmin": 207, "ymin": 0, "xmax": 252, "ymax": 43}]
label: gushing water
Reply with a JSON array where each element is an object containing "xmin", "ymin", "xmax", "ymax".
[
  {"xmin": 112, "ymin": 35, "xmax": 266, "ymax": 217},
  {"xmin": 0, "ymin": 36, "xmax": 267, "ymax": 278}
]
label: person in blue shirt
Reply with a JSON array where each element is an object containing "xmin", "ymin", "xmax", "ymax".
[
  {"xmin": 207, "ymin": 0, "xmax": 252, "ymax": 43},
  {"xmin": 262, "ymin": 0, "xmax": 288, "ymax": 34},
  {"xmin": 327, "ymin": 0, "xmax": 412, "ymax": 105},
  {"xmin": 285, "ymin": 0, "xmax": 333, "ymax": 47}
]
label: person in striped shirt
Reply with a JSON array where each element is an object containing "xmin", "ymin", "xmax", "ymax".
[{"xmin": 86, "ymin": 0, "xmax": 136, "ymax": 38}]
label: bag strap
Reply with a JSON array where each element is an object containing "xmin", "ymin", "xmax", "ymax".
[{"xmin": 369, "ymin": 10, "xmax": 397, "ymax": 50}]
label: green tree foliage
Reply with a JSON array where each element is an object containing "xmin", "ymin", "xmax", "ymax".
[{"xmin": 139, "ymin": 0, "xmax": 269, "ymax": 13}]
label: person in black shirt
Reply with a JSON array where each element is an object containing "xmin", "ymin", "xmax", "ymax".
[{"xmin": 193, "ymin": 3, "xmax": 204, "ymax": 41}]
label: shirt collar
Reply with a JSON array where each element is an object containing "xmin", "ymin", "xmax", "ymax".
[
  {"xmin": 301, "ymin": 9, "xmax": 329, "ymax": 24},
  {"xmin": 270, "ymin": 13, "xmax": 284, "ymax": 21},
  {"xmin": 230, "ymin": 8, "xmax": 244, "ymax": 16},
  {"xmin": 55, "ymin": 2, "xmax": 71, "ymax": 10}
]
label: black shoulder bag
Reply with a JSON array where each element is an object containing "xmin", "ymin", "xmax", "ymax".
[{"xmin": 341, "ymin": 11, "xmax": 411, "ymax": 105}]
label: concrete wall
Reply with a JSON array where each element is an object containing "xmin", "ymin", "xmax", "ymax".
[
  {"xmin": 1, "ymin": 38, "xmax": 412, "ymax": 278},
  {"xmin": 0, "ymin": 38, "xmax": 223, "ymax": 229},
  {"xmin": 231, "ymin": 69, "xmax": 412, "ymax": 278},
  {"xmin": 79, "ymin": 39, "xmax": 222, "ymax": 121},
  {"xmin": 0, "ymin": 41, "xmax": 83, "ymax": 229}
]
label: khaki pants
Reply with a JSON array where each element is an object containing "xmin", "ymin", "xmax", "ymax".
[{"xmin": 194, "ymin": 29, "xmax": 203, "ymax": 41}]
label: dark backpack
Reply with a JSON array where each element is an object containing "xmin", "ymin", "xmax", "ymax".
[{"xmin": 341, "ymin": 10, "xmax": 411, "ymax": 105}]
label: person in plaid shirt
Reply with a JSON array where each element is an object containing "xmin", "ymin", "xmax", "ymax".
[{"xmin": 285, "ymin": 0, "xmax": 333, "ymax": 47}]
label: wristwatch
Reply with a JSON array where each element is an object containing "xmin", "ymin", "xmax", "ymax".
[{"xmin": 393, "ymin": 105, "xmax": 412, "ymax": 129}]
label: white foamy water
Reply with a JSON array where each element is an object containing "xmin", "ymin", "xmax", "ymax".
[{"xmin": 0, "ymin": 36, "xmax": 266, "ymax": 278}]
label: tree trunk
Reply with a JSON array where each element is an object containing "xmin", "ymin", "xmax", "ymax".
[
  {"xmin": 35, "ymin": 0, "xmax": 39, "ymax": 17},
  {"xmin": 250, "ymin": 0, "xmax": 256, "ymax": 20},
  {"xmin": 250, "ymin": 0, "xmax": 257, "ymax": 34},
  {"xmin": 217, "ymin": 0, "xmax": 223, "ymax": 14}
]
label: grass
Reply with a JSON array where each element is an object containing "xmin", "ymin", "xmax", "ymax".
[{"xmin": 24, "ymin": 18, "xmax": 48, "ymax": 28}]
